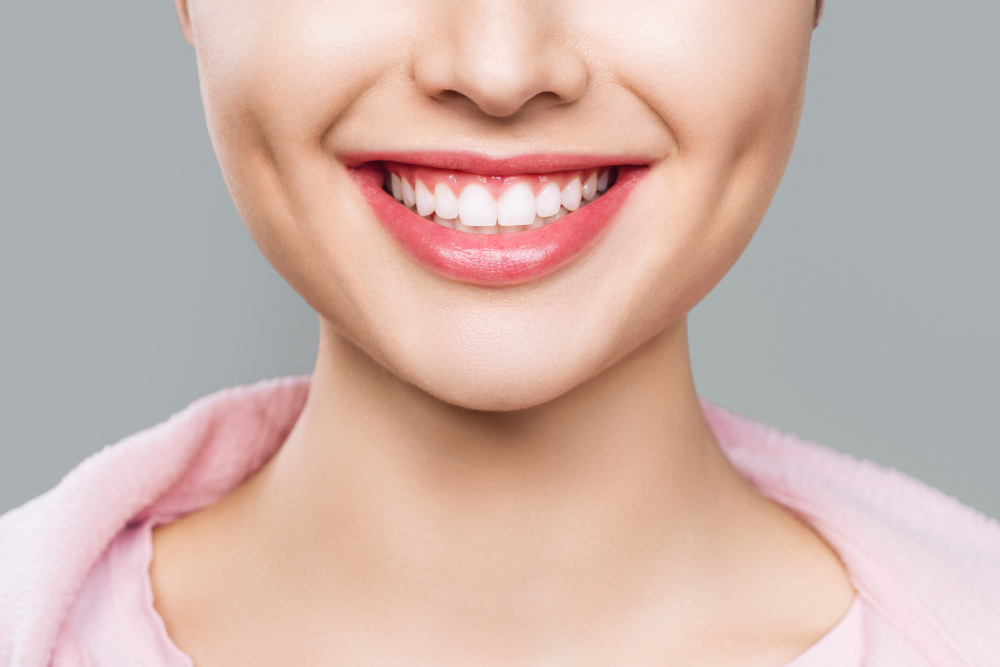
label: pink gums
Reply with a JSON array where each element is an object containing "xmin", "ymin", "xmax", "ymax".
[
  {"xmin": 351, "ymin": 163, "xmax": 646, "ymax": 286},
  {"xmin": 384, "ymin": 161, "xmax": 598, "ymax": 197}
]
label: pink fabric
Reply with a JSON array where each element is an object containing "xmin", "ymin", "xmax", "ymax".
[
  {"xmin": 1, "ymin": 376, "xmax": 999, "ymax": 666},
  {"xmin": 60, "ymin": 522, "xmax": 191, "ymax": 667},
  {"xmin": 64, "ymin": 521, "xmax": 865, "ymax": 666}
]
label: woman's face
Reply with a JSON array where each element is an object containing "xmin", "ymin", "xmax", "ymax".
[{"xmin": 181, "ymin": 0, "xmax": 816, "ymax": 410}]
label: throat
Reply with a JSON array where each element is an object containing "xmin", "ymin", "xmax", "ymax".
[
  {"xmin": 151, "ymin": 320, "xmax": 853, "ymax": 665},
  {"xmin": 248, "ymin": 320, "xmax": 739, "ymax": 609}
]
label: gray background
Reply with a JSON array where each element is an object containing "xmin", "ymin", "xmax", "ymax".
[{"xmin": 1, "ymin": 2, "xmax": 997, "ymax": 517}]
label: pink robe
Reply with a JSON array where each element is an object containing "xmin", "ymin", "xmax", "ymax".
[{"xmin": 2, "ymin": 376, "xmax": 998, "ymax": 666}]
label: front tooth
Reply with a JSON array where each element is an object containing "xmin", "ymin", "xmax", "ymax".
[
  {"xmin": 458, "ymin": 184, "xmax": 497, "ymax": 227},
  {"xmin": 497, "ymin": 183, "xmax": 536, "ymax": 227},
  {"xmin": 390, "ymin": 174, "xmax": 403, "ymax": 201},
  {"xmin": 415, "ymin": 180, "xmax": 435, "ymax": 216},
  {"xmin": 596, "ymin": 170, "xmax": 609, "ymax": 192},
  {"xmin": 526, "ymin": 215, "xmax": 546, "ymax": 230},
  {"xmin": 582, "ymin": 172, "xmax": 598, "ymax": 201},
  {"xmin": 561, "ymin": 178, "xmax": 582, "ymax": 211},
  {"xmin": 434, "ymin": 183, "xmax": 459, "ymax": 219},
  {"xmin": 554, "ymin": 206, "xmax": 570, "ymax": 220},
  {"xmin": 536, "ymin": 183, "xmax": 561, "ymax": 218},
  {"xmin": 401, "ymin": 178, "xmax": 416, "ymax": 208},
  {"xmin": 433, "ymin": 214, "xmax": 455, "ymax": 229}
]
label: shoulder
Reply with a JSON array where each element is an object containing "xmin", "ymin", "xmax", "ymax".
[
  {"xmin": 0, "ymin": 376, "xmax": 310, "ymax": 667},
  {"xmin": 701, "ymin": 400, "xmax": 1000, "ymax": 665}
]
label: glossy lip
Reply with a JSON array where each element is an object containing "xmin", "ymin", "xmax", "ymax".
[
  {"xmin": 343, "ymin": 151, "xmax": 650, "ymax": 175},
  {"xmin": 348, "ymin": 154, "xmax": 648, "ymax": 286}
]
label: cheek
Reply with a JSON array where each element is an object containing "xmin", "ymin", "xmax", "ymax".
[
  {"xmin": 557, "ymin": 1, "xmax": 815, "ymax": 362},
  {"xmin": 187, "ymin": 0, "xmax": 412, "ymax": 305},
  {"xmin": 589, "ymin": 0, "xmax": 812, "ymax": 177},
  {"xmin": 189, "ymin": 0, "xmax": 402, "ymax": 222},
  {"xmin": 593, "ymin": 0, "xmax": 813, "ymax": 288}
]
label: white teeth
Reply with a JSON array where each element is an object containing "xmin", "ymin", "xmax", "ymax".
[
  {"xmin": 560, "ymin": 178, "xmax": 582, "ymax": 211},
  {"xmin": 596, "ymin": 170, "xmax": 609, "ymax": 192},
  {"xmin": 434, "ymin": 183, "xmax": 459, "ymax": 219},
  {"xmin": 458, "ymin": 183, "xmax": 497, "ymax": 227},
  {"xmin": 401, "ymin": 178, "xmax": 416, "ymax": 208},
  {"xmin": 415, "ymin": 180, "xmax": 435, "ymax": 216},
  {"xmin": 388, "ymin": 167, "xmax": 616, "ymax": 234},
  {"xmin": 497, "ymin": 183, "xmax": 536, "ymax": 227},
  {"xmin": 535, "ymin": 183, "xmax": 561, "ymax": 218},
  {"xmin": 582, "ymin": 172, "xmax": 598, "ymax": 201}
]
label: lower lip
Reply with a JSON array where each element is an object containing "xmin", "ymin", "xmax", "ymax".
[{"xmin": 351, "ymin": 164, "xmax": 646, "ymax": 286}]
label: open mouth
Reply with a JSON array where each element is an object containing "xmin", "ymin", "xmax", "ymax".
[
  {"xmin": 381, "ymin": 162, "xmax": 618, "ymax": 234},
  {"xmin": 348, "ymin": 153, "xmax": 646, "ymax": 286}
]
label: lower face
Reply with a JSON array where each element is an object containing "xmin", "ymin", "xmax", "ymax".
[{"xmin": 188, "ymin": 0, "xmax": 815, "ymax": 410}]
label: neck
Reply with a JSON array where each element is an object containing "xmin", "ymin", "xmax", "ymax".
[
  {"xmin": 275, "ymin": 316, "xmax": 734, "ymax": 519},
  {"xmin": 240, "ymin": 318, "xmax": 754, "ymax": 620},
  {"xmin": 153, "ymin": 318, "xmax": 856, "ymax": 663}
]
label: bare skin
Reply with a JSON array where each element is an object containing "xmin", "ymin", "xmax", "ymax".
[
  {"xmin": 153, "ymin": 322, "xmax": 853, "ymax": 666},
  {"xmin": 153, "ymin": 0, "xmax": 853, "ymax": 664}
]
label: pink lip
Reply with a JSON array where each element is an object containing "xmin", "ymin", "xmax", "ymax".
[
  {"xmin": 348, "ymin": 155, "xmax": 647, "ymax": 286},
  {"xmin": 343, "ymin": 151, "xmax": 649, "ymax": 175}
]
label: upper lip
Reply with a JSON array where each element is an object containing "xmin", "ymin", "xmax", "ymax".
[{"xmin": 342, "ymin": 150, "xmax": 649, "ymax": 175}]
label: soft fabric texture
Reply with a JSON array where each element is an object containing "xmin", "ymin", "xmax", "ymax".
[
  {"xmin": 1, "ymin": 376, "xmax": 998, "ymax": 666},
  {"xmin": 61, "ymin": 520, "xmax": 866, "ymax": 667},
  {"xmin": 61, "ymin": 521, "xmax": 191, "ymax": 667}
]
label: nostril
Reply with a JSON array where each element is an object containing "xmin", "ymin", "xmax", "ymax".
[
  {"xmin": 412, "ymin": 6, "xmax": 587, "ymax": 120},
  {"xmin": 433, "ymin": 88, "xmax": 555, "ymax": 120}
]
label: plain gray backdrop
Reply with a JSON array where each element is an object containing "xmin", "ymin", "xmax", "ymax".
[{"xmin": 1, "ymin": 1, "xmax": 997, "ymax": 517}]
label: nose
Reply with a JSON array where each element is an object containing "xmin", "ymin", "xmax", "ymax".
[{"xmin": 413, "ymin": 1, "xmax": 588, "ymax": 119}]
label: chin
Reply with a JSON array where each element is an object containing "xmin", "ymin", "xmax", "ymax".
[
  {"xmin": 399, "ymin": 342, "xmax": 596, "ymax": 413},
  {"xmin": 421, "ymin": 375, "xmax": 577, "ymax": 413}
]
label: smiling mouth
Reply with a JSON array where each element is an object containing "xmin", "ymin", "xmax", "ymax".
[
  {"xmin": 348, "ymin": 153, "xmax": 646, "ymax": 286},
  {"xmin": 380, "ymin": 162, "xmax": 619, "ymax": 234}
]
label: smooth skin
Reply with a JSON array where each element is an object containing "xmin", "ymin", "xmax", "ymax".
[{"xmin": 153, "ymin": 0, "xmax": 853, "ymax": 665}]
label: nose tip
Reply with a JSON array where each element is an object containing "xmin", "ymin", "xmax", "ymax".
[{"xmin": 413, "ymin": 3, "xmax": 588, "ymax": 119}]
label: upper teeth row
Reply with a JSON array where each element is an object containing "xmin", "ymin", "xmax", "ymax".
[{"xmin": 388, "ymin": 170, "xmax": 612, "ymax": 232}]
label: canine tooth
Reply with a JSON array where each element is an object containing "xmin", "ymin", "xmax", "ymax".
[
  {"xmin": 390, "ymin": 174, "xmax": 403, "ymax": 201},
  {"xmin": 498, "ymin": 183, "xmax": 536, "ymax": 227},
  {"xmin": 536, "ymin": 183, "xmax": 561, "ymax": 218},
  {"xmin": 582, "ymin": 172, "xmax": 598, "ymax": 201},
  {"xmin": 458, "ymin": 184, "xmax": 497, "ymax": 227},
  {"xmin": 434, "ymin": 183, "xmax": 459, "ymax": 219},
  {"xmin": 597, "ymin": 170, "xmax": 609, "ymax": 192},
  {"xmin": 561, "ymin": 178, "xmax": 582, "ymax": 211},
  {"xmin": 415, "ymin": 180, "xmax": 435, "ymax": 216},
  {"xmin": 433, "ymin": 214, "xmax": 455, "ymax": 229},
  {"xmin": 401, "ymin": 178, "xmax": 416, "ymax": 208}
]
